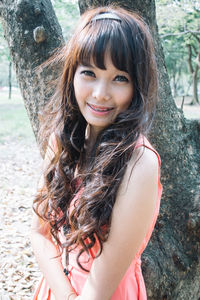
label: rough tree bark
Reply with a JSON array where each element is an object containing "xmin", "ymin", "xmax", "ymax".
[
  {"xmin": 1, "ymin": 0, "xmax": 200, "ymax": 299},
  {"xmin": 0, "ymin": 0, "xmax": 64, "ymax": 137}
]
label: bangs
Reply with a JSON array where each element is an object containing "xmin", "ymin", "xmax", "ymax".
[{"xmin": 76, "ymin": 20, "xmax": 132, "ymax": 73}]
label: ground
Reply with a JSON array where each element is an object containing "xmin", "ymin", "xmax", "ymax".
[
  {"xmin": 175, "ymin": 95, "xmax": 200, "ymax": 120},
  {"xmin": 0, "ymin": 89, "xmax": 199, "ymax": 299},
  {"xmin": 0, "ymin": 139, "xmax": 41, "ymax": 300},
  {"xmin": 0, "ymin": 90, "xmax": 42, "ymax": 299}
]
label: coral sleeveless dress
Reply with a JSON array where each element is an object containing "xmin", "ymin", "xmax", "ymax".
[{"xmin": 33, "ymin": 135, "xmax": 163, "ymax": 300}]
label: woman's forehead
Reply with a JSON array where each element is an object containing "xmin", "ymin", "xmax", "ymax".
[
  {"xmin": 80, "ymin": 48, "xmax": 110, "ymax": 67},
  {"xmin": 78, "ymin": 45, "xmax": 128, "ymax": 73},
  {"xmin": 81, "ymin": 52, "xmax": 128, "ymax": 73}
]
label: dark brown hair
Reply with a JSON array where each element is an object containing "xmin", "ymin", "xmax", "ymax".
[{"xmin": 34, "ymin": 6, "xmax": 158, "ymax": 271}]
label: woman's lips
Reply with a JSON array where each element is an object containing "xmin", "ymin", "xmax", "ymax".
[{"xmin": 87, "ymin": 103, "xmax": 114, "ymax": 114}]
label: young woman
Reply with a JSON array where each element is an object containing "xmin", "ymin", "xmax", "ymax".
[{"xmin": 31, "ymin": 6, "xmax": 162, "ymax": 300}]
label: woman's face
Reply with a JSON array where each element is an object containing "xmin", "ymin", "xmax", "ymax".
[{"xmin": 73, "ymin": 52, "xmax": 134, "ymax": 137}]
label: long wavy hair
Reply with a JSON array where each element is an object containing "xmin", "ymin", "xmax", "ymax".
[{"xmin": 34, "ymin": 6, "xmax": 158, "ymax": 271}]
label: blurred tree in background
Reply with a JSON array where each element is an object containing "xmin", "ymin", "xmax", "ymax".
[
  {"xmin": 52, "ymin": 0, "xmax": 79, "ymax": 40},
  {"xmin": 157, "ymin": 0, "xmax": 200, "ymax": 103},
  {"xmin": 0, "ymin": 24, "xmax": 14, "ymax": 98}
]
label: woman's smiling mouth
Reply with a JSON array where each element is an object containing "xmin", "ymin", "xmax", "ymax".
[{"xmin": 87, "ymin": 103, "xmax": 114, "ymax": 115}]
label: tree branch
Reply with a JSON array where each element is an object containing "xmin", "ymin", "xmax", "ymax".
[
  {"xmin": 161, "ymin": 30, "xmax": 200, "ymax": 38},
  {"xmin": 191, "ymin": 44, "xmax": 198, "ymax": 56},
  {"xmin": 194, "ymin": 51, "xmax": 200, "ymax": 72},
  {"xmin": 191, "ymin": 32, "xmax": 200, "ymax": 43}
]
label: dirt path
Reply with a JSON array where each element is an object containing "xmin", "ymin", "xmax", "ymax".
[{"xmin": 0, "ymin": 138, "xmax": 42, "ymax": 299}]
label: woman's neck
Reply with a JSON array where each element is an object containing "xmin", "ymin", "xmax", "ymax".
[
  {"xmin": 77, "ymin": 125, "xmax": 100, "ymax": 172},
  {"xmin": 84, "ymin": 125, "xmax": 100, "ymax": 153}
]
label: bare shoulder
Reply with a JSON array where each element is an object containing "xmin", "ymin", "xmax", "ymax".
[
  {"xmin": 116, "ymin": 145, "xmax": 159, "ymax": 202},
  {"xmin": 130, "ymin": 145, "xmax": 158, "ymax": 171},
  {"xmin": 124, "ymin": 145, "xmax": 158, "ymax": 182}
]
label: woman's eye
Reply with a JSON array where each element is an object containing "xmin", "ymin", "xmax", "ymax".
[
  {"xmin": 115, "ymin": 75, "xmax": 129, "ymax": 82},
  {"xmin": 81, "ymin": 70, "xmax": 95, "ymax": 78}
]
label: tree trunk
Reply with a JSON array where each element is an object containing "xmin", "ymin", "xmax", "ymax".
[
  {"xmin": 192, "ymin": 70, "xmax": 199, "ymax": 105},
  {"xmin": 8, "ymin": 61, "xmax": 12, "ymax": 99},
  {"xmin": 172, "ymin": 70, "xmax": 177, "ymax": 98},
  {"xmin": 0, "ymin": 0, "xmax": 64, "ymax": 139},
  {"xmin": 187, "ymin": 43, "xmax": 199, "ymax": 105},
  {"xmin": 1, "ymin": 0, "xmax": 200, "ymax": 299}
]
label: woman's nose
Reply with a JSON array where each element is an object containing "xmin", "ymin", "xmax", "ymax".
[{"xmin": 92, "ymin": 80, "xmax": 111, "ymax": 101}]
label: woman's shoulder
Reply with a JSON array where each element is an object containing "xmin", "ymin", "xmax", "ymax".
[
  {"xmin": 134, "ymin": 134, "xmax": 161, "ymax": 167},
  {"xmin": 120, "ymin": 134, "xmax": 163, "ymax": 203},
  {"xmin": 130, "ymin": 142, "xmax": 158, "ymax": 176}
]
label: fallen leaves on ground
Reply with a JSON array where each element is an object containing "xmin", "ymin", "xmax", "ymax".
[{"xmin": 0, "ymin": 138, "xmax": 42, "ymax": 299}]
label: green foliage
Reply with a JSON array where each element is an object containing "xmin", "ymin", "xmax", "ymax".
[
  {"xmin": 156, "ymin": 0, "xmax": 200, "ymax": 96},
  {"xmin": 52, "ymin": 0, "xmax": 80, "ymax": 40}
]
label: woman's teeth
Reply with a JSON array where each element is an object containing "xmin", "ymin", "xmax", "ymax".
[{"xmin": 88, "ymin": 104, "xmax": 113, "ymax": 112}]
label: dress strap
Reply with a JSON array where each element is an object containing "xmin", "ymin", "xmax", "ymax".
[{"xmin": 135, "ymin": 135, "xmax": 161, "ymax": 168}]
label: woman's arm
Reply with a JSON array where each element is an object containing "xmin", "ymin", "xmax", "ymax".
[
  {"xmin": 31, "ymin": 213, "xmax": 77, "ymax": 299},
  {"xmin": 30, "ymin": 134, "xmax": 77, "ymax": 300},
  {"xmin": 79, "ymin": 146, "xmax": 159, "ymax": 300}
]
